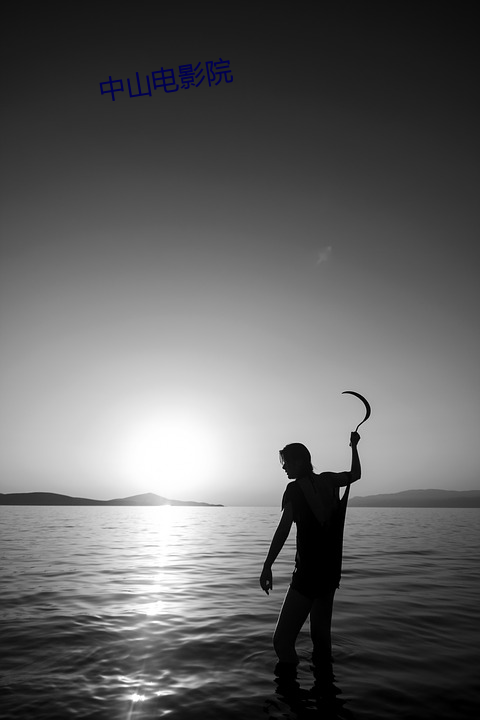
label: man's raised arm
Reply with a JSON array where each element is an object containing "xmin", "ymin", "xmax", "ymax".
[
  {"xmin": 349, "ymin": 431, "xmax": 361, "ymax": 481},
  {"xmin": 320, "ymin": 431, "xmax": 362, "ymax": 487}
]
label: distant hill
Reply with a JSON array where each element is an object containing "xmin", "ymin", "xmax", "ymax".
[
  {"xmin": 0, "ymin": 491, "xmax": 223, "ymax": 507},
  {"xmin": 349, "ymin": 489, "xmax": 480, "ymax": 508}
]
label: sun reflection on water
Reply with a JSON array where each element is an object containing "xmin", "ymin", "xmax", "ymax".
[
  {"xmin": 126, "ymin": 690, "xmax": 175, "ymax": 719},
  {"xmin": 130, "ymin": 692, "xmax": 146, "ymax": 703}
]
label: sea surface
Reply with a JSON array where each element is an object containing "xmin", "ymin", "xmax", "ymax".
[{"xmin": 1, "ymin": 505, "xmax": 479, "ymax": 719}]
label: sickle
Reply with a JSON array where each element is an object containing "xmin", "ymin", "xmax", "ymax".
[{"xmin": 342, "ymin": 390, "xmax": 371, "ymax": 432}]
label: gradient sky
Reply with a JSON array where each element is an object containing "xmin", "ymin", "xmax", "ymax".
[{"xmin": 1, "ymin": 3, "xmax": 479, "ymax": 506}]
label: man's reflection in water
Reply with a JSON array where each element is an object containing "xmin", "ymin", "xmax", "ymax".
[{"xmin": 271, "ymin": 660, "xmax": 356, "ymax": 719}]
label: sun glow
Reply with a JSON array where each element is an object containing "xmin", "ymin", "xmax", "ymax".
[{"xmin": 119, "ymin": 407, "xmax": 220, "ymax": 499}]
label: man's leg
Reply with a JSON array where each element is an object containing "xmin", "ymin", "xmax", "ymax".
[
  {"xmin": 309, "ymin": 588, "xmax": 336, "ymax": 666},
  {"xmin": 273, "ymin": 585, "xmax": 313, "ymax": 664}
]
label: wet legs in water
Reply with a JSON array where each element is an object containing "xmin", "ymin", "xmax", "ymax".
[
  {"xmin": 273, "ymin": 586, "xmax": 336, "ymax": 670},
  {"xmin": 310, "ymin": 588, "xmax": 336, "ymax": 666},
  {"xmin": 273, "ymin": 586, "xmax": 312, "ymax": 666}
]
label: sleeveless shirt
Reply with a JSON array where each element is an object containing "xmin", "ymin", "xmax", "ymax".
[{"xmin": 281, "ymin": 478, "xmax": 350, "ymax": 595}]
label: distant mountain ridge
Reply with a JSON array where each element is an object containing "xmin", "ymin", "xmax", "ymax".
[
  {"xmin": 349, "ymin": 489, "xmax": 480, "ymax": 507},
  {"xmin": 0, "ymin": 491, "xmax": 223, "ymax": 507}
]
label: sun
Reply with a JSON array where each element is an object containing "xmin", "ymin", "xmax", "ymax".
[{"xmin": 119, "ymin": 408, "xmax": 219, "ymax": 500}]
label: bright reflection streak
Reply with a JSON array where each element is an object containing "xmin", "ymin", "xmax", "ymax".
[
  {"xmin": 130, "ymin": 693, "xmax": 146, "ymax": 703},
  {"xmin": 135, "ymin": 506, "xmax": 178, "ymax": 616},
  {"xmin": 121, "ymin": 507, "xmax": 182, "ymax": 720},
  {"xmin": 144, "ymin": 603, "xmax": 162, "ymax": 616}
]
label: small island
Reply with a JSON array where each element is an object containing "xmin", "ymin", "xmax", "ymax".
[
  {"xmin": 0, "ymin": 491, "xmax": 224, "ymax": 507},
  {"xmin": 349, "ymin": 489, "xmax": 480, "ymax": 508}
]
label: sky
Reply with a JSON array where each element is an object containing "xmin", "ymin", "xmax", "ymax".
[{"xmin": 1, "ymin": 3, "xmax": 479, "ymax": 506}]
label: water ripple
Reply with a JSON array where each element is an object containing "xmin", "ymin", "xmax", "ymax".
[{"xmin": 1, "ymin": 505, "xmax": 479, "ymax": 719}]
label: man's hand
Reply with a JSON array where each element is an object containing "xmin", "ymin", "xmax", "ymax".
[
  {"xmin": 260, "ymin": 565, "xmax": 273, "ymax": 595},
  {"xmin": 350, "ymin": 431, "xmax": 361, "ymax": 448}
]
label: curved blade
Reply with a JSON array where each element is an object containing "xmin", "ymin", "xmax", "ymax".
[{"xmin": 342, "ymin": 390, "xmax": 371, "ymax": 432}]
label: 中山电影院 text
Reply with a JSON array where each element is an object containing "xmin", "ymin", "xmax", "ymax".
[{"xmin": 100, "ymin": 58, "xmax": 233, "ymax": 101}]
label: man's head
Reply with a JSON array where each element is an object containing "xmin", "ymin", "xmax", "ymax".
[{"xmin": 279, "ymin": 443, "xmax": 313, "ymax": 479}]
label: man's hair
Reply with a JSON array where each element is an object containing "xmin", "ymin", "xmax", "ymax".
[{"xmin": 279, "ymin": 443, "xmax": 313, "ymax": 474}]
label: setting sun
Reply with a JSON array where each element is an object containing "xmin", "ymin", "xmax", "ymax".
[{"xmin": 118, "ymin": 407, "xmax": 220, "ymax": 499}]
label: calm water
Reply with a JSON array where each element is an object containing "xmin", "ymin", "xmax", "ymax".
[{"xmin": 1, "ymin": 505, "xmax": 479, "ymax": 719}]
